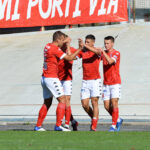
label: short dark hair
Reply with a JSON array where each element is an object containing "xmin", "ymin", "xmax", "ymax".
[
  {"xmin": 53, "ymin": 31, "xmax": 66, "ymax": 41},
  {"xmin": 104, "ymin": 36, "xmax": 115, "ymax": 43},
  {"xmin": 85, "ymin": 34, "xmax": 95, "ymax": 41}
]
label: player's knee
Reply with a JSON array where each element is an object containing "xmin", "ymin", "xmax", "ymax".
[
  {"xmin": 104, "ymin": 103, "xmax": 109, "ymax": 111},
  {"xmin": 111, "ymin": 99, "xmax": 118, "ymax": 108},
  {"xmin": 44, "ymin": 98, "xmax": 53, "ymax": 109},
  {"xmin": 57, "ymin": 95, "xmax": 66, "ymax": 103},
  {"xmin": 81, "ymin": 101, "xmax": 89, "ymax": 110},
  {"xmin": 65, "ymin": 96, "xmax": 71, "ymax": 106},
  {"xmin": 91, "ymin": 98, "xmax": 98, "ymax": 107}
]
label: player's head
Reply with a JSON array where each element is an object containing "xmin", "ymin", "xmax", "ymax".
[
  {"xmin": 85, "ymin": 34, "xmax": 95, "ymax": 47},
  {"xmin": 104, "ymin": 36, "xmax": 115, "ymax": 50},
  {"xmin": 53, "ymin": 31, "xmax": 66, "ymax": 47},
  {"xmin": 61, "ymin": 34, "xmax": 68, "ymax": 51}
]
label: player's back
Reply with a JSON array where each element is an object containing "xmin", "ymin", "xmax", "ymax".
[{"xmin": 42, "ymin": 43, "xmax": 64, "ymax": 78}]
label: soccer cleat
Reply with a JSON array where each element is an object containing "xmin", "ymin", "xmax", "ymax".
[
  {"xmin": 34, "ymin": 126, "xmax": 46, "ymax": 131},
  {"xmin": 116, "ymin": 118, "xmax": 123, "ymax": 131},
  {"xmin": 71, "ymin": 120, "xmax": 78, "ymax": 131},
  {"xmin": 64, "ymin": 124, "xmax": 70, "ymax": 129},
  {"xmin": 90, "ymin": 118, "xmax": 98, "ymax": 131},
  {"xmin": 90, "ymin": 124, "xmax": 97, "ymax": 131},
  {"xmin": 90, "ymin": 127, "xmax": 96, "ymax": 131},
  {"xmin": 109, "ymin": 126, "xmax": 117, "ymax": 132},
  {"xmin": 54, "ymin": 125, "xmax": 71, "ymax": 131}
]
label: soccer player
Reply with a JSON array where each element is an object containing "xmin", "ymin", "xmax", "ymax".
[
  {"xmin": 58, "ymin": 35, "xmax": 78, "ymax": 131},
  {"xmin": 34, "ymin": 31, "xmax": 82, "ymax": 131},
  {"xmin": 101, "ymin": 36, "xmax": 123, "ymax": 132},
  {"xmin": 78, "ymin": 35, "xmax": 102, "ymax": 131}
]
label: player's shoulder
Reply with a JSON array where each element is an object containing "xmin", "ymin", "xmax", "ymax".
[
  {"xmin": 45, "ymin": 43, "xmax": 51, "ymax": 49},
  {"xmin": 45, "ymin": 43, "xmax": 55, "ymax": 50},
  {"xmin": 113, "ymin": 49, "xmax": 120, "ymax": 55}
]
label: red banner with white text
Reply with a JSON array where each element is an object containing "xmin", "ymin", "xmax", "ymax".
[{"xmin": 0, "ymin": 0, "xmax": 128, "ymax": 28}]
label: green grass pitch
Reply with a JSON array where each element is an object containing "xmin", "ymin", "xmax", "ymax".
[{"xmin": 0, "ymin": 131, "xmax": 150, "ymax": 150}]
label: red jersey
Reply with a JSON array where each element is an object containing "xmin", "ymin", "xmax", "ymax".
[
  {"xmin": 58, "ymin": 47, "xmax": 77, "ymax": 81},
  {"xmin": 102, "ymin": 49, "xmax": 121, "ymax": 85},
  {"xmin": 42, "ymin": 43, "xmax": 66, "ymax": 78},
  {"xmin": 78, "ymin": 50, "xmax": 101, "ymax": 80}
]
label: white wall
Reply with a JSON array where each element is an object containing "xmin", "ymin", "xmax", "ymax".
[{"xmin": 0, "ymin": 22, "xmax": 150, "ymax": 121}]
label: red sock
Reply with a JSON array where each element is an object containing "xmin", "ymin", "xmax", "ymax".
[
  {"xmin": 36, "ymin": 104, "xmax": 48, "ymax": 127},
  {"xmin": 112, "ymin": 108, "xmax": 119, "ymax": 126},
  {"xmin": 56, "ymin": 103, "xmax": 66, "ymax": 126},
  {"xmin": 91, "ymin": 118, "xmax": 98, "ymax": 131},
  {"xmin": 65, "ymin": 106, "xmax": 71, "ymax": 125}
]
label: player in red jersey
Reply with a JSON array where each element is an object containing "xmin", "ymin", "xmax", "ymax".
[
  {"xmin": 101, "ymin": 36, "xmax": 123, "ymax": 132},
  {"xmin": 58, "ymin": 36, "xmax": 78, "ymax": 131},
  {"xmin": 34, "ymin": 31, "xmax": 82, "ymax": 131},
  {"xmin": 78, "ymin": 35, "xmax": 102, "ymax": 131}
]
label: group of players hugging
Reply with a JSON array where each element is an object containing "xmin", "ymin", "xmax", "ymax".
[{"xmin": 34, "ymin": 31, "xmax": 123, "ymax": 132}]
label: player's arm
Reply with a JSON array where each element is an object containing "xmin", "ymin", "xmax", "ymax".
[
  {"xmin": 84, "ymin": 45, "xmax": 102, "ymax": 55},
  {"xmin": 102, "ymin": 50, "xmax": 115, "ymax": 65},
  {"xmin": 67, "ymin": 38, "xmax": 83, "ymax": 60},
  {"xmin": 63, "ymin": 39, "xmax": 83, "ymax": 61},
  {"xmin": 78, "ymin": 38, "xmax": 101, "ymax": 55},
  {"xmin": 66, "ymin": 44, "xmax": 71, "ymax": 55},
  {"xmin": 64, "ymin": 37, "xmax": 72, "ymax": 55},
  {"xmin": 63, "ymin": 48, "xmax": 82, "ymax": 61}
]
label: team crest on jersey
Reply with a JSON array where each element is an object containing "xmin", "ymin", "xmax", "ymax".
[{"xmin": 114, "ymin": 55, "xmax": 118, "ymax": 59}]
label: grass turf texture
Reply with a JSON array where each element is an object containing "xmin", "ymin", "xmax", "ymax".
[{"xmin": 0, "ymin": 131, "xmax": 150, "ymax": 150}]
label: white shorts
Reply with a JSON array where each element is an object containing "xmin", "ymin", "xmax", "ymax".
[
  {"xmin": 60, "ymin": 80, "xmax": 72, "ymax": 96},
  {"xmin": 41, "ymin": 77, "xmax": 64, "ymax": 99},
  {"xmin": 81, "ymin": 79, "xmax": 102, "ymax": 100},
  {"xmin": 102, "ymin": 84, "xmax": 121, "ymax": 101}
]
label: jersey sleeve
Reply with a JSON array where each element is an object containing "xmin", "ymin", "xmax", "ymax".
[
  {"xmin": 70, "ymin": 47, "xmax": 77, "ymax": 53},
  {"xmin": 112, "ymin": 51, "xmax": 120, "ymax": 63},
  {"xmin": 55, "ymin": 47, "xmax": 66, "ymax": 60},
  {"xmin": 76, "ymin": 50, "xmax": 82, "ymax": 59}
]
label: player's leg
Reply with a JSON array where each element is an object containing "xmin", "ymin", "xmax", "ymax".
[
  {"xmin": 90, "ymin": 79, "xmax": 101, "ymax": 131},
  {"xmin": 43, "ymin": 77, "xmax": 70, "ymax": 131},
  {"xmin": 109, "ymin": 84, "xmax": 123, "ymax": 131},
  {"xmin": 91, "ymin": 97, "xmax": 99, "ymax": 131},
  {"xmin": 34, "ymin": 77, "xmax": 53, "ymax": 131},
  {"xmin": 64, "ymin": 95, "xmax": 72, "ymax": 128},
  {"xmin": 81, "ymin": 80, "xmax": 93, "ymax": 118},
  {"xmin": 35, "ymin": 98, "xmax": 53, "ymax": 131},
  {"xmin": 65, "ymin": 95, "xmax": 78, "ymax": 131},
  {"xmin": 81, "ymin": 98, "xmax": 93, "ymax": 118},
  {"xmin": 109, "ymin": 98, "xmax": 119, "ymax": 131},
  {"xmin": 104, "ymin": 100, "xmax": 122, "ymax": 126},
  {"xmin": 56, "ymin": 95, "xmax": 66, "ymax": 127},
  {"xmin": 61, "ymin": 80, "xmax": 78, "ymax": 130},
  {"xmin": 104, "ymin": 100, "xmax": 113, "ymax": 115},
  {"xmin": 103, "ymin": 84, "xmax": 116, "ymax": 131}
]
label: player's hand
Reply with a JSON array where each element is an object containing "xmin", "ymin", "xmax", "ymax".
[
  {"xmin": 78, "ymin": 38, "xmax": 84, "ymax": 49},
  {"xmin": 96, "ymin": 47, "xmax": 103, "ymax": 54},
  {"xmin": 64, "ymin": 37, "xmax": 72, "ymax": 44}
]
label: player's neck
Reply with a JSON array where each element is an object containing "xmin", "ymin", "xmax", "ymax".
[
  {"xmin": 52, "ymin": 41, "xmax": 59, "ymax": 47},
  {"xmin": 107, "ymin": 48, "xmax": 114, "ymax": 52}
]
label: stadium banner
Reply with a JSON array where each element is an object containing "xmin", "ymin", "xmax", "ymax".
[{"xmin": 0, "ymin": 0, "xmax": 128, "ymax": 28}]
